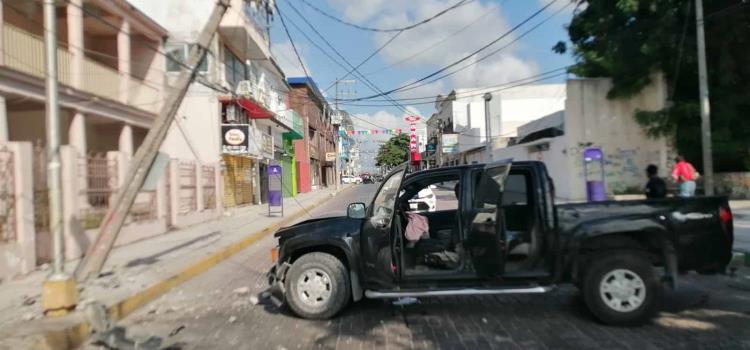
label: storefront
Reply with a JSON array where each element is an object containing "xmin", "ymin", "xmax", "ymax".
[{"xmin": 281, "ymin": 110, "xmax": 304, "ymax": 197}]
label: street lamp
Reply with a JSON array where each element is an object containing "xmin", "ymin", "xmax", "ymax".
[{"xmin": 483, "ymin": 93, "xmax": 493, "ymax": 162}]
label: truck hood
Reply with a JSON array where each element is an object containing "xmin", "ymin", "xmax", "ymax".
[{"xmin": 274, "ymin": 216, "xmax": 361, "ymax": 239}]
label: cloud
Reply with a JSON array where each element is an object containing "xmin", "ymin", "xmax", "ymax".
[
  {"xmin": 271, "ymin": 42, "xmax": 312, "ymax": 77},
  {"xmin": 328, "ymin": 0, "xmax": 540, "ymax": 96}
]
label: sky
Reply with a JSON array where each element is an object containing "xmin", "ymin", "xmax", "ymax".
[{"xmin": 131, "ymin": 0, "xmax": 579, "ymax": 171}]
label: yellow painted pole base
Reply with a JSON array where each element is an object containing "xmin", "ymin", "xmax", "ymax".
[{"xmin": 42, "ymin": 277, "xmax": 78, "ymax": 317}]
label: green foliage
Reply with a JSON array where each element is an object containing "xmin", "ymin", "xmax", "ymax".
[
  {"xmin": 375, "ymin": 134, "xmax": 410, "ymax": 168},
  {"xmin": 563, "ymin": 0, "xmax": 750, "ymax": 171}
]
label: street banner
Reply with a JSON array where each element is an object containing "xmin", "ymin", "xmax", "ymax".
[{"xmin": 268, "ymin": 164, "xmax": 283, "ymax": 216}]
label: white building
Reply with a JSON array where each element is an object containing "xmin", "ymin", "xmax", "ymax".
[
  {"xmin": 492, "ymin": 76, "xmax": 672, "ymax": 201},
  {"xmin": 429, "ymin": 84, "xmax": 566, "ymax": 165},
  {"xmin": 135, "ymin": 0, "xmax": 296, "ymax": 207}
]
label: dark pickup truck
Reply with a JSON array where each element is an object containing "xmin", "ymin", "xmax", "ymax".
[{"xmin": 265, "ymin": 161, "xmax": 734, "ymax": 326}]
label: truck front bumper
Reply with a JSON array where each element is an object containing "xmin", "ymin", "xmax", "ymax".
[{"xmin": 263, "ymin": 262, "xmax": 291, "ymax": 307}]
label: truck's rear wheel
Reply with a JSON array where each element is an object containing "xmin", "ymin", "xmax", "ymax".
[
  {"xmin": 285, "ymin": 252, "xmax": 350, "ymax": 319},
  {"xmin": 582, "ymin": 251, "xmax": 661, "ymax": 326}
]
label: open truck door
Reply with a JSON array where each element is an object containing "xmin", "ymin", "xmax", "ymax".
[{"xmin": 467, "ymin": 160, "xmax": 512, "ymax": 278}]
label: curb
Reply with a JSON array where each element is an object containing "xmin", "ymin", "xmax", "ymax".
[{"xmin": 30, "ymin": 187, "xmax": 349, "ymax": 350}]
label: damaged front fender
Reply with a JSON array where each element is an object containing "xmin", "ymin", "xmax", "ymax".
[{"xmin": 263, "ymin": 262, "xmax": 291, "ymax": 307}]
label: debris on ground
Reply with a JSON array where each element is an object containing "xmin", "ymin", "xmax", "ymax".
[
  {"xmin": 21, "ymin": 296, "xmax": 36, "ymax": 306},
  {"xmin": 233, "ymin": 286, "xmax": 250, "ymax": 296},
  {"xmin": 21, "ymin": 312, "xmax": 35, "ymax": 321},
  {"xmin": 168, "ymin": 325, "xmax": 186, "ymax": 337},
  {"xmin": 249, "ymin": 295, "xmax": 259, "ymax": 305},
  {"xmin": 228, "ymin": 316, "xmax": 237, "ymax": 323}
]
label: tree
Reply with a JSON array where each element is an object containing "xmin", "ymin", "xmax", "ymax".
[
  {"xmin": 375, "ymin": 134, "xmax": 410, "ymax": 168},
  {"xmin": 558, "ymin": 0, "xmax": 750, "ymax": 171}
]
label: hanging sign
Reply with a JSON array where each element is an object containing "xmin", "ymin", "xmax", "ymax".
[{"xmin": 221, "ymin": 124, "xmax": 250, "ymax": 154}]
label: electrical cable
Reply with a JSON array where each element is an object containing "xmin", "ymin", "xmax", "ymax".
[
  {"xmin": 297, "ymin": 0, "xmax": 473, "ymax": 33},
  {"xmin": 337, "ymin": 0, "xmax": 560, "ymax": 102},
  {"xmin": 280, "ymin": 0, "xmax": 413, "ymax": 115}
]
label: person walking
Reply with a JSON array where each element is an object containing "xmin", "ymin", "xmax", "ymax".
[
  {"xmin": 645, "ymin": 164, "xmax": 667, "ymax": 199},
  {"xmin": 671, "ymin": 156, "xmax": 698, "ymax": 197}
]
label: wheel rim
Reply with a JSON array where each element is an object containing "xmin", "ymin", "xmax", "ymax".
[
  {"xmin": 599, "ymin": 268, "xmax": 646, "ymax": 313},
  {"xmin": 296, "ymin": 268, "xmax": 333, "ymax": 307}
]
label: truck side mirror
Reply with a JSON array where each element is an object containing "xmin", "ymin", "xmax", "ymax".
[{"xmin": 347, "ymin": 202, "xmax": 366, "ymax": 219}]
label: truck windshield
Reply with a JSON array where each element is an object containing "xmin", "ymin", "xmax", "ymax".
[{"xmin": 371, "ymin": 170, "xmax": 405, "ymax": 223}]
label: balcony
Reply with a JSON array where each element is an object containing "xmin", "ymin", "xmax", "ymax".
[
  {"xmin": 219, "ymin": 0, "xmax": 271, "ymax": 62},
  {"xmin": 1, "ymin": 24, "xmax": 160, "ymax": 114}
]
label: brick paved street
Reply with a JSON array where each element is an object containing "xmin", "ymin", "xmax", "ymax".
[{"xmin": 95, "ymin": 185, "xmax": 750, "ymax": 349}]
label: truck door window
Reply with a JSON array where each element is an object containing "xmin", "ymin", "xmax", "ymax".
[{"xmin": 371, "ymin": 170, "xmax": 404, "ymax": 228}]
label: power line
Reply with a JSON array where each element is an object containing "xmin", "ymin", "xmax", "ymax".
[
  {"xmin": 274, "ymin": 1, "xmax": 311, "ymax": 78},
  {"xmin": 297, "ymin": 0, "xmax": 473, "ymax": 33},
  {"xmin": 323, "ymin": 30, "xmax": 404, "ymax": 93},
  {"xmin": 281, "ymin": 0, "xmax": 413, "ymax": 115},
  {"xmin": 353, "ymin": 1, "xmax": 573, "ymax": 100},
  {"xmin": 362, "ymin": 9, "xmax": 495, "ymax": 76},
  {"xmin": 336, "ymin": 68, "xmax": 568, "ymax": 106},
  {"xmin": 339, "ymin": 0, "xmax": 560, "ymax": 102}
]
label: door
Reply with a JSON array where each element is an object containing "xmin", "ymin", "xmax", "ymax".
[
  {"xmin": 360, "ymin": 167, "xmax": 405, "ymax": 289},
  {"xmin": 466, "ymin": 161, "xmax": 512, "ymax": 278}
]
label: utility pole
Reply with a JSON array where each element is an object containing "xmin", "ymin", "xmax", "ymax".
[
  {"xmin": 695, "ymin": 0, "xmax": 714, "ymax": 195},
  {"xmin": 333, "ymin": 79, "xmax": 355, "ymax": 188},
  {"xmin": 42, "ymin": 0, "xmax": 77, "ymax": 316},
  {"xmin": 483, "ymin": 92, "xmax": 494, "ymax": 163},
  {"xmin": 75, "ymin": 0, "xmax": 232, "ymax": 281}
]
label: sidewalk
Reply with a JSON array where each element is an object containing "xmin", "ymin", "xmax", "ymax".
[{"xmin": 0, "ymin": 185, "xmax": 347, "ymax": 339}]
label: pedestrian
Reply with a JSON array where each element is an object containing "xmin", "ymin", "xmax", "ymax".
[
  {"xmin": 644, "ymin": 164, "xmax": 667, "ymax": 199},
  {"xmin": 671, "ymin": 156, "xmax": 698, "ymax": 197}
]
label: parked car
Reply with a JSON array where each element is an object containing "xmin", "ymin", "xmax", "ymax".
[
  {"xmin": 360, "ymin": 173, "xmax": 374, "ymax": 184},
  {"xmin": 341, "ymin": 175, "xmax": 353, "ymax": 184},
  {"xmin": 407, "ymin": 187, "xmax": 436, "ymax": 211},
  {"xmin": 265, "ymin": 161, "xmax": 734, "ymax": 326},
  {"xmin": 352, "ymin": 176, "xmax": 363, "ymax": 184}
]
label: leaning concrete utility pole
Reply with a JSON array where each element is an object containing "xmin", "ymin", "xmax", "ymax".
[
  {"xmin": 695, "ymin": 0, "xmax": 714, "ymax": 195},
  {"xmin": 42, "ymin": 0, "xmax": 78, "ymax": 316},
  {"xmin": 75, "ymin": 0, "xmax": 232, "ymax": 281}
]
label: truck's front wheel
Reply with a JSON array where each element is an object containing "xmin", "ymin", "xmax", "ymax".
[
  {"xmin": 582, "ymin": 251, "xmax": 661, "ymax": 326},
  {"xmin": 285, "ymin": 252, "xmax": 350, "ymax": 319}
]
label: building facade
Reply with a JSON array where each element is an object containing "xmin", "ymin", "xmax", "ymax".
[
  {"xmin": 428, "ymin": 84, "xmax": 566, "ymax": 166},
  {"xmin": 287, "ymin": 77, "xmax": 335, "ymax": 192}
]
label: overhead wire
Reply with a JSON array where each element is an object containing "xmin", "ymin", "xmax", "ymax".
[
  {"xmin": 297, "ymin": 0, "xmax": 473, "ymax": 33},
  {"xmin": 280, "ymin": 0, "xmax": 413, "ymax": 115},
  {"xmin": 338, "ymin": 0, "xmax": 560, "ymax": 102}
]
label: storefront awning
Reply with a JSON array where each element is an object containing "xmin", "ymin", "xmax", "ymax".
[{"xmin": 218, "ymin": 96, "xmax": 274, "ymax": 119}]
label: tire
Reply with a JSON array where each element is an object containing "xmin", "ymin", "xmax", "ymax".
[
  {"xmin": 582, "ymin": 251, "xmax": 661, "ymax": 326},
  {"xmin": 285, "ymin": 252, "xmax": 350, "ymax": 319}
]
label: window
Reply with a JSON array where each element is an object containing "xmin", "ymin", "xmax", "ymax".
[
  {"xmin": 224, "ymin": 46, "xmax": 246, "ymax": 87},
  {"xmin": 502, "ymin": 174, "xmax": 529, "ymax": 206},
  {"xmin": 371, "ymin": 170, "xmax": 404, "ymax": 226},
  {"xmin": 165, "ymin": 43, "xmax": 208, "ymax": 73},
  {"xmin": 473, "ymin": 165, "xmax": 510, "ymax": 209},
  {"xmin": 400, "ymin": 175, "xmax": 459, "ymax": 213}
]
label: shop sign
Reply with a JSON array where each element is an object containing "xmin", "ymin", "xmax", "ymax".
[
  {"xmin": 222, "ymin": 124, "xmax": 250, "ymax": 154},
  {"xmin": 261, "ymin": 132, "xmax": 274, "ymax": 158},
  {"xmin": 325, "ymin": 152, "xmax": 336, "ymax": 162},
  {"xmin": 442, "ymin": 134, "xmax": 459, "ymax": 154}
]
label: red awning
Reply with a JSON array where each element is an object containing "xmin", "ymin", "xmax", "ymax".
[{"xmin": 218, "ymin": 97, "xmax": 273, "ymax": 119}]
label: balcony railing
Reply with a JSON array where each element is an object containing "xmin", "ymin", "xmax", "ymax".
[{"xmin": 2, "ymin": 24, "xmax": 160, "ymax": 114}]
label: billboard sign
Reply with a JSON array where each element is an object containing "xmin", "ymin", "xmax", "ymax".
[{"xmin": 442, "ymin": 134, "xmax": 459, "ymax": 153}]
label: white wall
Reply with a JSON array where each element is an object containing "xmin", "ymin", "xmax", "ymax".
[
  {"xmin": 160, "ymin": 86, "xmax": 222, "ymax": 163},
  {"xmin": 492, "ymin": 77, "xmax": 672, "ymax": 201}
]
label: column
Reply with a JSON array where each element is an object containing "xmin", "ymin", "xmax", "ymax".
[
  {"xmin": 69, "ymin": 112, "xmax": 87, "ymax": 207},
  {"xmin": 68, "ymin": 111, "xmax": 86, "ymax": 155},
  {"xmin": 118, "ymin": 20, "xmax": 131, "ymax": 104},
  {"xmin": 0, "ymin": 95, "xmax": 8, "ymax": 142},
  {"xmin": 0, "ymin": 0, "xmax": 5, "ymax": 66},
  {"xmin": 12, "ymin": 142, "xmax": 35, "ymax": 273},
  {"xmin": 67, "ymin": 0, "xmax": 84, "ymax": 89},
  {"xmin": 168, "ymin": 159, "xmax": 179, "ymax": 226},
  {"xmin": 195, "ymin": 163, "xmax": 204, "ymax": 212},
  {"xmin": 119, "ymin": 124, "xmax": 133, "ymax": 158},
  {"xmin": 214, "ymin": 165, "xmax": 223, "ymax": 215}
]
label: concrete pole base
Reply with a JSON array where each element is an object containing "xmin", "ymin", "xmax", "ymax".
[{"xmin": 42, "ymin": 276, "xmax": 78, "ymax": 317}]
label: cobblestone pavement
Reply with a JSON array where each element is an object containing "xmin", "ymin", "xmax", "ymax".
[{"xmin": 99, "ymin": 185, "xmax": 750, "ymax": 349}]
